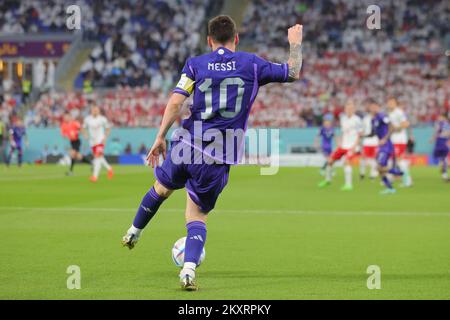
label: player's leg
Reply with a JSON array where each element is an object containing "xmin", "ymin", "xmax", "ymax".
[
  {"xmin": 396, "ymin": 145, "xmax": 412, "ymax": 186},
  {"xmin": 122, "ymin": 180, "xmax": 172, "ymax": 249},
  {"xmin": 359, "ymin": 155, "xmax": 366, "ymax": 180},
  {"xmin": 341, "ymin": 156, "xmax": 353, "ymax": 191},
  {"xmin": 388, "ymin": 146, "xmax": 403, "ymax": 177},
  {"xmin": 68, "ymin": 149, "xmax": 76, "ymax": 175},
  {"xmin": 6, "ymin": 146, "xmax": 14, "ymax": 166},
  {"xmin": 90, "ymin": 154, "xmax": 102, "ymax": 182},
  {"xmin": 369, "ymin": 150, "xmax": 378, "ymax": 179},
  {"xmin": 318, "ymin": 158, "xmax": 333, "ymax": 187},
  {"xmin": 399, "ymin": 157, "xmax": 412, "ymax": 186},
  {"xmin": 319, "ymin": 149, "xmax": 342, "ymax": 187},
  {"xmin": 320, "ymin": 148, "xmax": 331, "ymax": 175},
  {"xmin": 16, "ymin": 146, "xmax": 23, "ymax": 167},
  {"xmin": 99, "ymin": 156, "xmax": 112, "ymax": 174},
  {"xmin": 440, "ymin": 154, "xmax": 448, "ymax": 181},
  {"xmin": 179, "ymin": 194, "xmax": 208, "ymax": 291},
  {"xmin": 378, "ymin": 150, "xmax": 396, "ymax": 194},
  {"xmin": 179, "ymin": 163, "xmax": 230, "ymax": 291},
  {"xmin": 122, "ymin": 144, "xmax": 186, "ymax": 248}
]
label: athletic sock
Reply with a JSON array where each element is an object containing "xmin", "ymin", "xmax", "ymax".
[
  {"xmin": 18, "ymin": 151, "xmax": 23, "ymax": 166},
  {"xmin": 388, "ymin": 166, "xmax": 403, "ymax": 176},
  {"xmin": 344, "ymin": 165, "xmax": 352, "ymax": 186},
  {"xmin": 370, "ymin": 159, "xmax": 378, "ymax": 178},
  {"xmin": 100, "ymin": 156, "xmax": 112, "ymax": 170},
  {"xmin": 382, "ymin": 175, "xmax": 393, "ymax": 189},
  {"xmin": 70, "ymin": 158, "xmax": 75, "ymax": 172},
  {"xmin": 132, "ymin": 187, "xmax": 166, "ymax": 229},
  {"xmin": 93, "ymin": 158, "xmax": 101, "ymax": 178},
  {"xmin": 184, "ymin": 221, "xmax": 207, "ymax": 267},
  {"xmin": 359, "ymin": 159, "xmax": 366, "ymax": 177},
  {"xmin": 399, "ymin": 159, "xmax": 411, "ymax": 185},
  {"xmin": 325, "ymin": 164, "xmax": 332, "ymax": 182}
]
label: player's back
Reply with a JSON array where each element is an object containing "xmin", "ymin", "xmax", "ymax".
[
  {"xmin": 175, "ymin": 47, "xmax": 288, "ymax": 135},
  {"xmin": 173, "ymin": 47, "xmax": 288, "ymax": 163},
  {"xmin": 372, "ymin": 112, "xmax": 390, "ymax": 141}
]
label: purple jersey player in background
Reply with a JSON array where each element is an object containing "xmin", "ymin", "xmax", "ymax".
[
  {"xmin": 431, "ymin": 113, "xmax": 450, "ymax": 181},
  {"xmin": 368, "ymin": 100, "xmax": 398, "ymax": 194},
  {"xmin": 316, "ymin": 115, "xmax": 335, "ymax": 173},
  {"xmin": 6, "ymin": 119, "xmax": 27, "ymax": 167},
  {"xmin": 122, "ymin": 16, "xmax": 303, "ymax": 290}
]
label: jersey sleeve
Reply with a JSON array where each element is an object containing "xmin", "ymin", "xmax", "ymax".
[
  {"xmin": 254, "ymin": 55, "xmax": 289, "ymax": 86},
  {"xmin": 173, "ymin": 58, "xmax": 195, "ymax": 97}
]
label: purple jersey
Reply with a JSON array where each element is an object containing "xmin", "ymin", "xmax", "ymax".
[
  {"xmin": 319, "ymin": 127, "xmax": 334, "ymax": 151},
  {"xmin": 172, "ymin": 47, "xmax": 289, "ymax": 164},
  {"xmin": 372, "ymin": 112, "xmax": 393, "ymax": 166},
  {"xmin": 10, "ymin": 125, "xmax": 26, "ymax": 146},
  {"xmin": 433, "ymin": 120, "xmax": 450, "ymax": 159},
  {"xmin": 435, "ymin": 120, "xmax": 450, "ymax": 149},
  {"xmin": 372, "ymin": 113, "xmax": 391, "ymax": 142}
]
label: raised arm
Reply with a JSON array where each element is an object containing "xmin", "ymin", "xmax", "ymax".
[
  {"xmin": 287, "ymin": 24, "xmax": 303, "ymax": 82},
  {"xmin": 147, "ymin": 92, "xmax": 188, "ymax": 167}
]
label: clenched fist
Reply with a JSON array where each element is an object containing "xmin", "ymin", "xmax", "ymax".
[{"xmin": 288, "ymin": 24, "xmax": 303, "ymax": 46}]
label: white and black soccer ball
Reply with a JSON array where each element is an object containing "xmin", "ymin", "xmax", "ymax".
[{"xmin": 172, "ymin": 236, "xmax": 206, "ymax": 268}]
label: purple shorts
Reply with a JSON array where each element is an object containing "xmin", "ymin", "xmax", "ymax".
[
  {"xmin": 376, "ymin": 143, "xmax": 394, "ymax": 167},
  {"xmin": 10, "ymin": 144, "xmax": 23, "ymax": 153},
  {"xmin": 155, "ymin": 142, "xmax": 230, "ymax": 213},
  {"xmin": 433, "ymin": 146, "xmax": 448, "ymax": 159},
  {"xmin": 322, "ymin": 146, "xmax": 332, "ymax": 156}
]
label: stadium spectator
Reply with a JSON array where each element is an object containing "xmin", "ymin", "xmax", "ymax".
[{"xmin": 1, "ymin": 0, "xmax": 448, "ymax": 128}]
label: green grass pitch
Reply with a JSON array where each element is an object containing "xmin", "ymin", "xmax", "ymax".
[{"xmin": 0, "ymin": 164, "xmax": 449, "ymax": 299}]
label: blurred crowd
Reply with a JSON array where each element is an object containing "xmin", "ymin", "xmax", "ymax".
[
  {"xmin": 77, "ymin": 0, "xmax": 214, "ymax": 90},
  {"xmin": 23, "ymin": 87, "xmax": 167, "ymax": 127},
  {"xmin": 242, "ymin": 0, "xmax": 449, "ymax": 127},
  {"xmin": 0, "ymin": 0, "xmax": 448, "ymax": 128}
]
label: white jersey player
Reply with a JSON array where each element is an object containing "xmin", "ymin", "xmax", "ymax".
[
  {"xmin": 319, "ymin": 100, "xmax": 362, "ymax": 190},
  {"xmin": 360, "ymin": 112, "xmax": 379, "ymax": 179},
  {"xmin": 82, "ymin": 106, "xmax": 113, "ymax": 182},
  {"xmin": 387, "ymin": 98, "xmax": 412, "ymax": 186}
]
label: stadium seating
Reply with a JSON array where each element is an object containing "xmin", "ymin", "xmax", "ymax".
[{"xmin": 0, "ymin": 0, "xmax": 448, "ymax": 128}]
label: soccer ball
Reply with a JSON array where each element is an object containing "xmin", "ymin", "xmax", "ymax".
[{"xmin": 172, "ymin": 236, "xmax": 206, "ymax": 268}]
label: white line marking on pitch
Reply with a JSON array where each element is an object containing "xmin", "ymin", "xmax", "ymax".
[{"xmin": 0, "ymin": 207, "xmax": 448, "ymax": 217}]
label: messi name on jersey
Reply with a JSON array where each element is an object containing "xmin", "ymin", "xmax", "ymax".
[{"xmin": 208, "ymin": 61, "xmax": 237, "ymax": 71}]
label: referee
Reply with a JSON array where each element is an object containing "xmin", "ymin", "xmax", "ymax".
[{"xmin": 60, "ymin": 113, "xmax": 91, "ymax": 175}]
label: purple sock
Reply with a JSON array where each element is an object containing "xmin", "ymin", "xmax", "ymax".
[
  {"xmin": 184, "ymin": 221, "xmax": 207, "ymax": 265},
  {"xmin": 132, "ymin": 187, "xmax": 166, "ymax": 229},
  {"xmin": 18, "ymin": 150, "xmax": 23, "ymax": 166},
  {"xmin": 388, "ymin": 167, "xmax": 403, "ymax": 176},
  {"xmin": 382, "ymin": 175, "xmax": 393, "ymax": 189}
]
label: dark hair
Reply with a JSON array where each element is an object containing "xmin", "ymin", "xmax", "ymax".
[
  {"xmin": 366, "ymin": 98, "xmax": 378, "ymax": 105},
  {"xmin": 208, "ymin": 15, "xmax": 237, "ymax": 44}
]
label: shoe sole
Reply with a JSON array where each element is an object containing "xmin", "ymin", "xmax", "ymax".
[
  {"xmin": 121, "ymin": 240, "xmax": 135, "ymax": 250},
  {"xmin": 181, "ymin": 283, "xmax": 198, "ymax": 291}
]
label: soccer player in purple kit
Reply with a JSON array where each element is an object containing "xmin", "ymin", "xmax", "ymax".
[
  {"xmin": 316, "ymin": 115, "xmax": 335, "ymax": 174},
  {"xmin": 6, "ymin": 119, "xmax": 27, "ymax": 167},
  {"xmin": 367, "ymin": 99, "xmax": 398, "ymax": 194},
  {"xmin": 431, "ymin": 113, "xmax": 450, "ymax": 182},
  {"xmin": 121, "ymin": 16, "xmax": 303, "ymax": 290}
]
